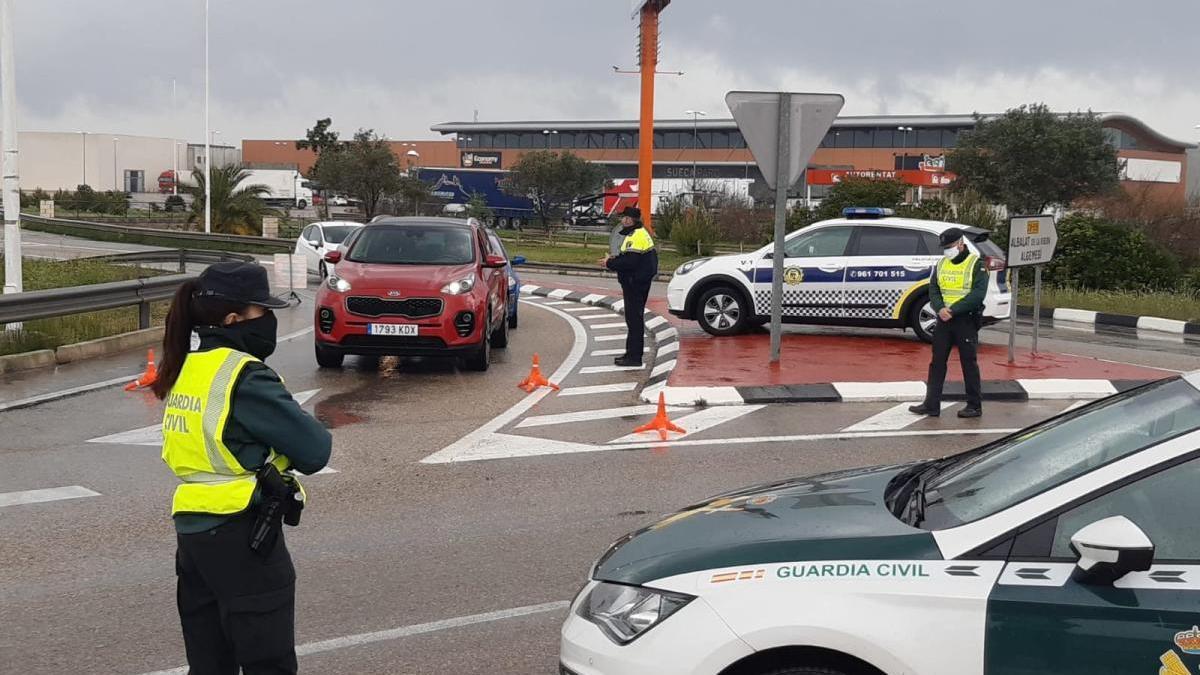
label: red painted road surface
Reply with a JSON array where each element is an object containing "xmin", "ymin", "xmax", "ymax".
[{"xmin": 528, "ymin": 278, "xmax": 1173, "ymax": 386}]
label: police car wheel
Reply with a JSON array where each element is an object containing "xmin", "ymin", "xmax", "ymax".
[
  {"xmin": 491, "ymin": 308, "xmax": 509, "ymax": 348},
  {"xmin": 698, "ymin": 286, "xmax": 748, "ymax": 336},
  {"xmin": 908, "ymin": 294, "xmax": 937, "ymax": 343},
  {"xmin": 756, "ymin": 668, "xmax": 847, "ymax": 675}
]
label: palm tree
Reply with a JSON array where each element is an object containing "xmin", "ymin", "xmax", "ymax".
[{"xmin": 184, "ymin": 164, "xmax": 277, "ymax": 235}]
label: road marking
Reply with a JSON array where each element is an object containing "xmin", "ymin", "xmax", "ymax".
[
  {"xmin": 542, "ymin": 301, "xmax": 574, "ymax": 306},
  {"xmin": 558, "ymin": 382, "xmax": 639, "ymax": 397},
  {"xmin": 0, "ymin": 486, "xmax": 101, "ymax": 508},
  {"xmin": 88, "ymin": 389, "xmax": 322, "ymax": 446},
  {"xmin": 421, "ymin": 303, "xmax": 589, "ymax": 464},
  {"xmin": 580, "ymin": 365, "xmax": 644, "ymax": 374},
  {"xmin": 592, "ymin": 334, "xmax": 627, "ymax": 342},
  {"xmin": 516, "ymin": 404, "xmax": 681, "ymax": 429},
  {"xmin": 315, "ymin": 466, "xmax": 338, "ymax": 475},
  {"xmin": 608, "ymin": 405, "xmax": 764, "ymax": 444},
  {"xmin": 578, "ymin": 313, "xmax": 620, "ymax": 321},
  {"xmin": 590, "ymin": 347, "xmax": 647, "ymax": 357},
  {"xmin": 590, "ymin": 322, "xmax": 628, "ymax": 330},
  {"xmin": 650, "ymin": 359, "xmax": 676, "ymax": 378},
  {"xmin": 280, "ymin": 326, "xmax": 314, "ymax": 342},
  {"xmin": 23, "ymin": 241, "xmax": 139, "ymax": 253},
  {"xmin": 841, "ymin": 402, "xmax": 952, "ymax": 432},
  {"xmin": 646, "ymin": 316, "xmax": 668, "ymax": 329},
  {"xmin": 1056, "ymin": 352, "xmax": 1184, "ymax": 375},
  {"xmin": 0, "ymin": 375, "xmax": 135, "ymax": 413},
  {"xmin": 611, "ymin": 427, "xmax": 1021, "ymax": 452},
  {"xmin": 1061, "ymin": 401, "xmax": 1088, "ymax": 413},
  {"xmin": 562, "ymin": 306, "xmax": 600, "ymax": 313},
  {"xmin": 138, "ymin": 600, "xmax": 570, "ymax": 675}
]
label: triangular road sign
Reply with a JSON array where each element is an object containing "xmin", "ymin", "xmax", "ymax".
[{"xmin": 725, "ymin": 92, "xmax": 844, "ymax": 190}]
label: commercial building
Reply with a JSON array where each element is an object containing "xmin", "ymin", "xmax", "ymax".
[
  {"xmin": 2, "ymin": 131, "xmax": 239, "ymax": 194},
  {"xmin": 240, "ymin": 112, "xmax": 1195, "ymax": 207}
]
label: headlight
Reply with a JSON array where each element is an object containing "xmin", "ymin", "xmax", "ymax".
[
  {"xmin": 327, "ymin": 275, "xmax": 352, "ymax": 293},
  {"xmin": 441, "ymin": 275, "xmax": 476, "ymax": 295},
  {"xmin": 675, "ymin": 258, "xmax": 711, "ymax": 276},
  {"xmin": 577, "ymin": 582, "xmax": 694, "ymax": 644}
]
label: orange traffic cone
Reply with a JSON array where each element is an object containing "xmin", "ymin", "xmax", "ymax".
[
  {"xmin": 633, "ymin": 392, "xmax": 686, "ymax": 441},
  {"xmin": 124, "ymin": 349, "xmax": 159, "ymax": 391},
  {"xmin": 517, "ymin": 353, "xmax": 559, "ymax": 393}
]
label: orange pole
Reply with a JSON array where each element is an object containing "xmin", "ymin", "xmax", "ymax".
[{"xmin": 638, "ymin": 6, "xmax": 658, "ymax": 235}]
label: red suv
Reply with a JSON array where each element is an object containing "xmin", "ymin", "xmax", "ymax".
[{"xmin": 314, "ymin": 217, "xmax": 510, "ymax": 371}]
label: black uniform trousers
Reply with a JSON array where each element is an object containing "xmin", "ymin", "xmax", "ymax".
[
  {"xmin": 922, "ymin": 314, "xmax": 982, "ymax": 410},
  {"xmin": 176, "ymin": 514, "xmax": 298, "ymax": 675},
  {"xmin": 621, "ymin": 279, "xmax": 651, "ymax": 363}
]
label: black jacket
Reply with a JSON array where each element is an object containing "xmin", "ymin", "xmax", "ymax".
[{"xmin": 605, "ymin": 224, "xmax": 659, "ymax": 287}]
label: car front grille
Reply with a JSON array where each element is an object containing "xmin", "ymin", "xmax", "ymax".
[{"xmin": 346, "ymin": 296, "xmax": 443, "ymax": 319}]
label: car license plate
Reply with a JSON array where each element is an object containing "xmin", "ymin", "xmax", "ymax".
[{"xmin": 368, "ymin": 324, "xmax": 418, "ymax": 336}]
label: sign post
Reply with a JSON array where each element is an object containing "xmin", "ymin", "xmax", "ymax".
[
  {"xmin": 726, "ymin": 91, "xmax": 844, "ymax": 363},
  {"xmin": 1006, "ymin": 215, "xmax": 1058, "ymax": 362}
]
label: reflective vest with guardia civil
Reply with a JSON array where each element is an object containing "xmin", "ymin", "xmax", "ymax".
[
  {"xmin": 161, "ymin": 347, "xmax": 298, "ymax": 516},
  {"xmin": 936, "ymin": 253, "xmax": 979, "ymax": 306},
  {"xmin": 620, "ymin": 227, "xmax": 655, "ymax": 254}
]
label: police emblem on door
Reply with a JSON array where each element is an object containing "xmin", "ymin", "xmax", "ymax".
[{"xmin": 783, "ymin": 267, "xmax": 804, "ymax": 285}]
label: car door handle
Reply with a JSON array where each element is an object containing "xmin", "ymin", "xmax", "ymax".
[{"xmin": 818, "ymin": 265, "xmax": 844, "ymax": 273}]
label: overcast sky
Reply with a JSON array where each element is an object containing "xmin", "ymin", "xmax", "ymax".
[{"xmin": 8, "ymin": 0, "xmax": 1199, "ymax": 144}]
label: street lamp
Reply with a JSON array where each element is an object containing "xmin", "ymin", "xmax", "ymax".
[
  {"xmin": 203, "ymin": 0, "xmax": 211, "ymax": 234},
  {"xmin": 406, "ymin": 150, "xmax": 421, "ymax": 215},
  {"xmin": 897, "ymin": 126, "xmax": 914, "ymax": 170},
  {"xmin": 541, "ymin": 129, "xmax": 558, "ymax": 148},
  {"xmin": 112, "ymin": 137, "xmax": 120, "ymax": 191},
  {"xmin": 685, "ymin": 110, "xmax": 707, "ymax": 190},
  {"xmin": 79, "ymin": 131, "xmax": 87, "ymax": 187}
]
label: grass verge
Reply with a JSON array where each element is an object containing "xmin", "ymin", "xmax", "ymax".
[
  {"xmin": 0, "ymin": 258, "xmax": 169, "ymax": 357},
  {"xmin": 1020, "ymin": 286, "xmax": 1200, "ymax": 323}
]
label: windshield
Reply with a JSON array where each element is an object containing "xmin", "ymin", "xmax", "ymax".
[
  {"xmin": 322, "ymin": 225, "xmax": 358, "ymax": 244},
  {"xmin": 348, "ymin": 226, "xmax": 475, "ymax": 265},
  {"xmin": 919, "ymin": 377, "xmax": 1200, "ymax": 528}
]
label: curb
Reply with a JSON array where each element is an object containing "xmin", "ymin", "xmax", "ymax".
[
  {"xmin": 519, "ymin": 261, "xmax": 672, "ymax": 283},
  {"xmin": 1016, "ymin": 305, "xmax": 1198, "ymax": 336},
  {"xmin": 519, "ymin": 284, "xmax": 680, "ymax": 397},
  {"xmin": 0, "ymin": 349, "xmax": 58, "ymax": 374},
  {"xmin": 0, "ymin": 327, "xmax": 162, "ymax": 375}
]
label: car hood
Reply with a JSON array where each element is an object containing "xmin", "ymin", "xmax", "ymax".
[
  {"xmin": 335, "ymin": 262, "xmax": 476, "ymax": 293},
  {"xmin": 592, "ymin": 464, "xmax": 941, "ymax": 585}
]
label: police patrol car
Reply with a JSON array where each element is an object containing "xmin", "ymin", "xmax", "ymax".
[
  {"xmin": 561, "ymin": 374, "xmax": 1200, "ymax": 675},
  {"xmin": 666, "ymin": 208, "xmax": 1011, "ymax": 342}
]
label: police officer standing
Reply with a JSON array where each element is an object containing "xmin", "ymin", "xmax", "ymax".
[
  {"xmin": 153, "ymin": 262, "xmax": 332, "ymax": 674},
  {"xmin": 601, "ymin": 206, "xmax": 659, "ymax": 367},
  {"xmin": 910, "ymin": 228, "xmax": 988, "ymax": 419}
]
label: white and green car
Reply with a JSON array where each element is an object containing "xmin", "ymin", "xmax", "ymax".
[{"xmin": 561, "ymin": 374, "xmax": 1200, "ymax": 675}]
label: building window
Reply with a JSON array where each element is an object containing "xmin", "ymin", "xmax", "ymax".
[
  {"xmin": 834, "ymin": 131, "xmax": 853, "ymax": 148},
  {"xmin": 941, "ymin": 129, "xmax": 959, "ymax": 147},
  {"xmin": 820, "ymin": 131, "xmax": 835, "ymax": 148},
  {"xmin": 709, "ymin": 131, "xmax": 728, "ymax": 149},
  {"xmin": 558, "ymin": 132, "xmax": 576, "ymax": 149},
  {"xmin": 730, "ymin": 130, "xmax": 746, "ymax": 149},
  {"xmin": 873, "ymin": 128, "xmax": 895, "ymax": 147},
  {"xmin": 916, "ymin": 128, "xmax": 942, "ymax": 147},
  {"xmin": 854, "ymin": 129, "xmax": 873, "ymax": 148}
]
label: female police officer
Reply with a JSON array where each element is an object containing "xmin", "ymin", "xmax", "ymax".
[{"xmin": 152, "ymin": 262, "xmax": 331, "ymax": 674}]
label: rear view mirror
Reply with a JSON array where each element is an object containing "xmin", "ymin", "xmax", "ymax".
[
  {"xmin": 1070, "ymin": 516, "xmax": 1154, "ymax": 585},
  {"xmin": 323, "ymin": 251, "xmax": 342, "ymax": 264},
  {"xmin": 307, "ymin": 239, "xmax": 320, "ymax": 247},
  {"xmin": 483, "ymin": 254, "xmax": 507, "ymax": 269}
]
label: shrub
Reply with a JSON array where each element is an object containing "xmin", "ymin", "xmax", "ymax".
[
  {"xmin": 670, "ymin": 206, "xmax": 721, "ymax": 257},
  {"xmin": 716, "ymin": 205, "xmax": 770, "ymax": 246},
  {"xmin": 1043, "ymin": 214, "xmax": 1179, "ymax": 291},
  {"xmin": 655, "ymin": 195, "xmax": 687, "ymax": 240},
  {"xmin": 164, "ymin": 195, "xmax": 186, "ymax": 212}
]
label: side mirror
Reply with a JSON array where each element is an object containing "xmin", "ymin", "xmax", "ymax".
[
  {"xmin": 483, "ymin": 254, "xmax": 508, "ymax": 269},
  {"xmin": 323, "ymin": 251, "xmax": 342, "ymax": 264},
  {"xmin": 511, "ymin": 255, "xmax": 526, "ymax": 266},
  {"xmin": 1070, "ymin": 516, "xmax": 1154, "ymax": 585}
]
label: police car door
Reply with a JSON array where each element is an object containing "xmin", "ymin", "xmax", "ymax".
[
  {"xmin": 842, "ymin": 226, "xmax": 940, "ymax": 322},
  {"xmin": 984, "ymin": 455, "xmax": 1200, "ymax": 675},
  {"xmin": 755, "ymin": 226, "xmax": 852, "ymax": 319}
]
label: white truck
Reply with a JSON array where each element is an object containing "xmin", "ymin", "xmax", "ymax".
[{"xmin": 244, "ymin": 169, "xmax": 313, "ymax": 209}]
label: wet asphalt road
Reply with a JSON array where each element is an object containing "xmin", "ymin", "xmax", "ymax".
[{"xmin": 3, "ymin": 267, "xmax": 1200, "ymax": 673}]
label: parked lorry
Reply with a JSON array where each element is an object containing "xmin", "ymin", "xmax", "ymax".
[
  {"xmin": 157, "ymin": 168, "xmax": 313, "ymax": 210},
  {"xmin": 417, "ymin": 167, "xmax": 535, "ymax": 229}
]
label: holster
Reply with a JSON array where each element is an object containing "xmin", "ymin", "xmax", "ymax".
[{"xmin": 248, "ymin": 464, "xmax": 303, "ymax": 556}]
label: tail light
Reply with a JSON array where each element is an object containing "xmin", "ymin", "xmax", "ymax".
[{"xmin": 984, "ymin": 256, "xmax": 1006, "ymax": 272}]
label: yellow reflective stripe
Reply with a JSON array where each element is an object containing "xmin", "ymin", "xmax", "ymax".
[
  {"xmin": 892, "ymin": 280, "xmax": 931, "ymax": 320},
  {"xmin": 621, "ymin": 228, "xmax": 655, "ymax": 253},
  {"xmin": 938, "ymin": 254, "xmax": 978, "ymax": 305},
  {"xmin": 172, "ymin": 476, "xmax": 258, "ymax": 515}
]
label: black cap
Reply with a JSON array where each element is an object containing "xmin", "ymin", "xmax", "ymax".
[
  {"xmin": 195, "ymin": 261, "xmax": 289, "ymax": 309},
  {"xmin": 620, "ymin": 206, "xmax": 641, "ymax": 219},
  {"xmin": 939, "ymin": 227, "xmax": 965, "ymax": 247}
]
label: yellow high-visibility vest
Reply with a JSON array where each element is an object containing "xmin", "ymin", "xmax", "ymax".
[
  {"xmin": 161, "ymin": 347, "xmax": 294, "ymax": 516},
  {"xmin": 936, "ymin": 253, "xmax": 979, "ymax": 306},
  {"xmin": 620, "ymin": 228, "xmax": 655, "ymax": 254}
]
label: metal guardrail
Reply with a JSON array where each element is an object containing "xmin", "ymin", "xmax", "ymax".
[
  {"xmin": 19, "ymin": 214, "xmax": 295, "ymax": 250},
  {"xmin": 0, "ymin": 274, "xmax": 193, "ymax": 327},
  {"xmin": 82, "ymin": 249, "xmax": 255, "ymax": 272}
]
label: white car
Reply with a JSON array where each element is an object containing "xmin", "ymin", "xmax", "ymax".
[
  {"xmin": 561, "ymin": 374, "xmax": 1200, "ymax": 675},
  {"xmin": 666, "ymin": 208, "xmax": 1011, "ymax": 342},
  {"xmin": 295, "ymin": 221, "xmax": 363, "ymax": 278}
]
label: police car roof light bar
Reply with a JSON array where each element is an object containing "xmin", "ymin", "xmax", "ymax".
[{"xmin": 842, "ymin": 207, "xmax": 895, "ymax": 219}]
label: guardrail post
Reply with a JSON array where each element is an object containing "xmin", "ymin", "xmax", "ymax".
[
  {"xmin": 139, "ymin": 300, "xmax": 151, "ymax": 330},
  {"xmin": 178, "ymin": 249, "xmax": 187, "ymax": 273}
]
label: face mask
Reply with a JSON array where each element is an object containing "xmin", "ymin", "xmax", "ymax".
[
  {"xmin": 228, "ymin": 312, "xmax": 278, "ymax": 360},
  {"xmin": 943, "ymin": 247, "xmax": 959, "ymax": 259}
]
